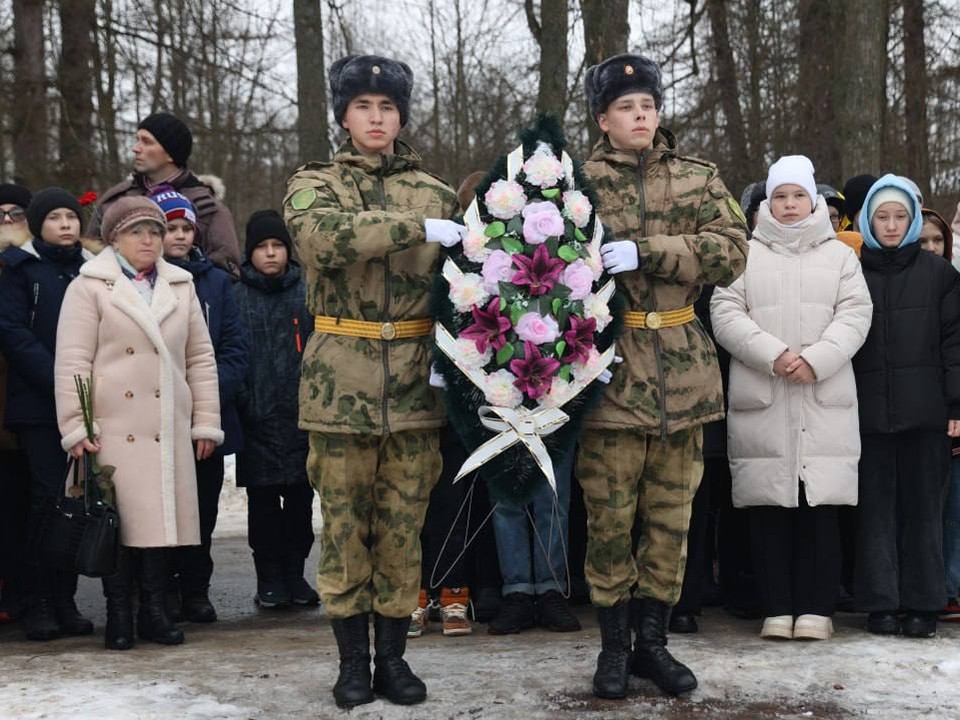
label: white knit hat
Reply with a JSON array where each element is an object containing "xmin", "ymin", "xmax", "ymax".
[
  {"xmin": 868, "ymin": 187, "xmax": 915, "ymax": 221},
  {"xmin": 765, "ymin": 155, "xmax": 817, "ymax": 205}
]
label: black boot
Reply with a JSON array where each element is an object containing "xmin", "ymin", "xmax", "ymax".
[
  {"xmin": 487, "ymin": 592, "xmax": 536, "ymax": 635},
  {"xmin": 282, "ymin": 555, "xmax": 319, "ymax": 606},
  {"xmin": 668, "ymin": 613, "xmax": 699, "ymax": 634},
  {"xmin": 902, "ymin": 612, "xmax": 937, "ymax": 638},
  {"xmin": 137, "ymin": 549, "xmax": 184, "ymax": 645},
  {"xmin": 537, "ymin": 590, "xmax": 582, "ymax": 632},
  {"xmin": 631, "ymin": 598, "xmax": 697, "ymax": 696},
  {"xmin": 372, "ymin": 614, "xmax": 427, "ymax": 705},
  {"xmin": 867, "ymin": 610, "xmax": 900, "ymax": 635},
  {"xmin": 181, "ymin": 587, "xmax": 218, "ymax": 623},
  {"xmin": 252, "ymin": 553, "xmax": 290, "ymax": 608},
  {"xmin": 593, "ymin": 603, "xmax": 631, "ymax": 699},
  {"xmin": 53, "ymin": 571, "xmax": 94, "ymax": 636},
  {"xmin": 23, "ymin": 568, "xmax": 60, "ymax": 641},
  {"xmin": 330, "ymin": 614, "xmax": 374, "ymax": 708},
  {"xmin": 102, "ymin": 547, "xmax": 135, "ymax": 650}
]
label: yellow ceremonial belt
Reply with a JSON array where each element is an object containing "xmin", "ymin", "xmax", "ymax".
[
  {"xmin": 623, "ymin": 306, "xmax": 695, "ymax": 330},
  {"xmin": 314, "ymin": 315, "xmax": 433, "ymax": 341}
]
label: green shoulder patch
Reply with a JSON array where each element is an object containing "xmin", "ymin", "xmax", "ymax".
[
  {"xmin": 727, "ymin": 197, "xmax": 747, "ymax": 225},
  {"xmin": 290, "ymin": 187, "xmax": 318, "ymax": 211}
]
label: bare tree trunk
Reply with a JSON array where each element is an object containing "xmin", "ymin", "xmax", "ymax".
[
  {"xmin": 92, "ymin": 0, "xmax": 122, "ymax": 182},
  {"xmin": 837, "ymin": 0, "xmax": 887, "ymax": 179},
  {"xmin": 294, "ymin": 0, "xmax": 329, "ymax": 162},
  {"xmin": 526, "ymin": 0, "xmax": 569, "ymax": 121},
  {"xmin": 59, "ymin": 0, "xmax": 97, "ymax": 191},
  {"xmin": 12, "ymin": 0, "xmax": 47, "ymax": 187},
  {"xmin": 744, "ymin": 0, "xmax": 764, "ymax": 175},
  {"xmin": 706, "ymin": 0, "xmax": 750, "ymax": 193},
  {"xmin": 903, "ymin": 0, "xmax": 930, "ymax": 197},
  {"xmin": 582, "ymin": 0, "xmax": 629, "ymax": 146}
]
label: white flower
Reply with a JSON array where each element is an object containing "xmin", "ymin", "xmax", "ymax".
[
  {"xmin": 522, "ymin": 143, "xmax": 565, "ymax": 188},
  {"xmin": 454, "ymin": 338, "xmax": 492, "ymax": 370},
  {"xmin": 538, "ymin": 376, "xmax": 572, "ymax": 409},
  {"xmin": 571, "ymin": 347, "xmax": 605, "ymax": 382},
  {"xmin": 583, "ymin": 293, "xmax": 612, "ymax": 332},
  {"xmin": 484, "ymin": 369, "xmax": 524, "ymax": 407},
  {"xmin": 585, "ymin": 243, "xmax": 603, "ymax": 281},
  {"xmin": 484, "ymin": 179, "xmax": 527, "ymax": 220},
  {"xmin": 562, "ymin": 190, "xmax": 592, "ymax": 228},
  {"xmin": 462, "ymin": 228, "xmax": 492, "ymax": 263},
  {"xmin": 449, "ymin": 272, "xmax": 490, "ymax": 312}
]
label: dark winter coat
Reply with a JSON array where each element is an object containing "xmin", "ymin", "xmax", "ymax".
[
  {"xmin": 854, "ymin": 242, "xmax": 960, "ymax": 434},
  {"xmin": 0, "ymin": 240, "xmax": 90, "ymax": 428},
  {"xmin": 167, "ymin": 248, "xmax": 247, "ymax": 456},
  {"xmin": 233, "ymin": 261, "xmax": 311, "ymax": 487},
  {"xmin": 695, "ymin": 284, "xmax": 729, "ymax": 459}
]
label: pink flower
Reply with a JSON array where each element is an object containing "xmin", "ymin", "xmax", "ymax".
[
  {"xmin": 462, "ymin": 228, "xmax": 492, "ymax": 263},
  {"xmin": 522, "ymin": 144, "xmax": 565, "ymax": 188},
  {"xmin": 510, "ymin": 342, "xmax": 562, "ymax": 399},
  {"xmin": 562, "ymin": 190, "xmax": 592, "ymax": 228},
  {"xmin": 560, "ymin": 259, "xmax": 595, "ymax": 300},
  {"xmin": 522, "ymin": 201, "xmax": 565, "ymax": 245},
  {"xmin": 484, "ymin": 179, "xmax": 527, "ymax": 220},
  {"xmin": 562, "ymin": 314, "xmax": 597, "ymax": 364},
  {"xmin": 481, "ymin": 249, "xmax": 515, "ymax": 294},
  {"xmin": 511, "ymin": 244, "xmax": 566, "ymax": 297},
  {"xmin": 460, "ymin": 298, "xmax": 512, "ymax": 354},
  {"xmin": 484, "ymin": 369, "xmax": 524, "ymax": 407},
  {"xmin": 515, "ymin": 312, "xmax": 560, "ymax": 344},
  {"xmin": 585, "ymin": 243, "xmax": 603, "ymax": 280},
  {"xmin": 449, "ymin": 272, "xmax": 490, "ymax": 312},
  {"xmin": 584, "ymin": 293, "xmax": 612, "ymax": 331}
]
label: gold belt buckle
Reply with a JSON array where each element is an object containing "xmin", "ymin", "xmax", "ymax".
[
  {"xmin": 380, "ymin": 322, "xmax": 397, "ymax": 340},
  {"xmin": 645, "ymin": 311, "xmax": 662, "ymax": 330}
]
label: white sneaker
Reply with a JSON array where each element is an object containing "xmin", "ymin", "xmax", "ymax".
[
  {"xmin": 408, "ymin": 605, "xmax": 429, "ymax": 638},
  {"xmin": 760, "ymin": 615, "xmax": 794, "ymax": 639},
  {"xmin": 793, "ymin": 614, "xmax": 833, "ymax": 640}
]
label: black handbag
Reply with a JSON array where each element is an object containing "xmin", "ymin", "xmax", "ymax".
[{"xmin": 35, "ymin": 453, "xmax": 120, "ymax": 578}]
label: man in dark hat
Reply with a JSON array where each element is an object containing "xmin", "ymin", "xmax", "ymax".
[
  {"xmin": 577, "ymin": 53, "xmax": 749, "ymax": 700},
  {"xmin": 283, "ymin": 54, "xmax": 461, "ymax": 709},
  {"xmin": 92, "ymin": 112, "xmax": 241, "ymax": 277}
]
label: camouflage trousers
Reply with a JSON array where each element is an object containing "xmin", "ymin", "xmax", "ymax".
[
  {"xmin": 308, "ymin": 429, "xmax": 441, "ymax": 619},
  {"xmin": 577, "ymin": 427, "xmax": 703, "ymax": 607}
]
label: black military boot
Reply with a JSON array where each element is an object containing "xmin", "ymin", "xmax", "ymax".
[
  {"xmin": 252, "ymin": 553, "xmax": 290, "ymax": 608},
  {"xmin": 102, "ymin": 546, "xmax": 135, "ymax": 650},
  {"xmin": 23, "ymin": 568, "xmax": 60, "ymax": 641},
  {"xmin": 631, "ymin": 597, "xmax": 697, "ymax": 696},
  {"xmin": 330, "ymin": 614, "xmax": 374, "ymax": 708},
  {"xmin": 53, "ymin": 571, "xmax": 94, "ymax": 635},
  {"xmin": 282, "ymin": 555, "xmax": 319, "ymax": 606},
  {"xmin": 593, "ymin": 603, "xmax": 632, "ymax": 699},
  {"xmin": 137, "ymin": 549, "xmax": 185, "ymax": 645},
  {"xmin": 372, "ymin": 614, "xmax": 427, "ymax": 705},
  {"xmin": 181, "ymin": 587, "xmax": 217, "ymax": 623}
]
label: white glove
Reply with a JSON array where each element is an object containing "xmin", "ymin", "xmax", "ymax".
[
  {"xmin": 429, "ymin": 364, "xmax": 447, "ymax": 389},
  {"xmin": 425, "ymin": 219, "xmax": 466, "ymax": 248},
  {"xmin": 597, "ymin": 355, "xmax": 624, "ymax": 384},
  {"xmin": 601, "ymin": 241, "xmax": 639, "ymax": 274}
]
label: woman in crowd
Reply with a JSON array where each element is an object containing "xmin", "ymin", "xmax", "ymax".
[
  {"xmin": 55, "ymin": 196, "xmax": 222, "ymax": 650},
  {"xmin": 852, "ymin": 175, "xmax": 960, "ymax": 638},
  {"xmin": 712, "ymin": 155, "xmax": 872, "ymax": 641},
  {"xmin": 0, "ymin": 187, "xmax": 96, "ymax": 641}
]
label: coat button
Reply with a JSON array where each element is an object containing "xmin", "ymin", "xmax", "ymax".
[
  {"xmin": 154, "ymin": 434, "xmax": 160, "ymax": 442},
  {"xmin": 125, "ymin": 391, "xmax": 134, "ymax": 399},
  {"xmin": 126, "ymin": 434, "xmax": 135, "ymax": 443},
  {"xmin": 155, "ymin": 390, "xmax": 161, "ymax": 398},
  {"xmin": 125, "ymin": 347, "xmax": 135, "ymax": 355}
]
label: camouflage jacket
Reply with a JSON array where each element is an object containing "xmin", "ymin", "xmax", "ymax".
[
  {"xmin": 583, "ymin": 129, "xmax": 749, "ymax": 435},
  {"xmin": 283, "ymin": 140, "xmax": 458, "ymax": 435}
]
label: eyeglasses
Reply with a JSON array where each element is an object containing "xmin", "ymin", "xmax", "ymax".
[{"xmin": 0, "ymin": 208, "xmax": 26, "ymax": 222}]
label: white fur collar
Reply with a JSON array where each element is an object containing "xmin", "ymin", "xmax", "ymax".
[{"xmin": 80, "ymin": 245, "xmax": 191, "ymax": 284}]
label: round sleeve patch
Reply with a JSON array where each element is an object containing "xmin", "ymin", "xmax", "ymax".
[{"xmin": 290, "ymin": 187, "xmax": 318, "ymax": 211}]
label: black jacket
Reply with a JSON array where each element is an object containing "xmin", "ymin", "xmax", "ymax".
[
  {"xmin": 854, "ymin": 243, "xmax": 960, "ymax": 434},
  {"xmin": 168, "ymin": 249, "xmax": 247, "ymax": 456},
  {"xmin": 234, "ymin": 261, "xmax": 312, "ymax": 487},
  {"xmin": 0, "ymin": 240, "xmax": 87, "ymax": 427}
]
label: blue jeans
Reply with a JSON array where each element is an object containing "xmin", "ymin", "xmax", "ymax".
[
  {"xmin": 491, "ymin": 446, "xmax": 574, "ymax": 596},
  {"xmin": 945, "ymin": 457, "xmax": 960, "ymax": 600}
]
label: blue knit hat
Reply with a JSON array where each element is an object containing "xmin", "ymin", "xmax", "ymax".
[{"xmin": 150, "ymin": 186, "xmax": 197, "ymax": 228}]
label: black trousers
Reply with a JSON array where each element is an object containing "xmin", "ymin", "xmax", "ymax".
[
  {"xmin": 715, "ymin": 460, "xmax": 760, "ymax": 614},
  {"xmin": 673, "ymin": 458, "xmax": 715, "ymax": 615},
  {"xmin": 170, "ymin": 456, "xmax": 224, "ymax": 593},
  {"xmin": 18, "ymin": 425, "xmax": 68, "ymax": 567},
  {"xmin": 246, "ymin": 483, "xmax": 315, "ymax": 559},
  {"xmin": 0, "ymin": 448, "xmax": 30, "ymax": 602},
  {"xmin": 420, "ymin": 429, "xmax": 471, "ymax": 591},
  {"xmin": 749, "ymin": 489, "xmax": 841, "ymax": 617},
  {"xmin": 856, "ymin": 430, "xmax": 949, "ymax": 613}
]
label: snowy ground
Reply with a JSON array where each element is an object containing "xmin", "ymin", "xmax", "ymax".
[{"xmin": 1, "ymin": 458, "xmax": 958, "ymax": 719}]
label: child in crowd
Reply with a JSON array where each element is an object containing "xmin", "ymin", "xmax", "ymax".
[
  {"xmin": 853, "ymin": 175, "xmax": 960, "ymax": 638},
  {"xmin": 234, "ymin": 210, "xmax": 318, "ymax": 609},
  {"xmin": 712, "ymin": 155, "xmax": 872, "ymax": 641}
]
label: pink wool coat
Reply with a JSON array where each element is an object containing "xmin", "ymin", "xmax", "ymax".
[{"xmin": 55, "ymin": 247, "xmax": 223, "ymax": 547}]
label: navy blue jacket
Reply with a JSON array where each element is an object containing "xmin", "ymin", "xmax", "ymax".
[
  {"xmin": 168, "ymin": 249, "xmax": 248, "ymax": 456},
  {"xmin": 234, "ymin": 261, "xmax": 311, "ymax": 487},
  {"xmin": 0, "ymin": 240, "xmax": 87, "ymax": 428}
]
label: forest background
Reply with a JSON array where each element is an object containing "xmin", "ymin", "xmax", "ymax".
[{"xmin": 2, "ymin": 0, "xmax": 959, "ymax": 228}]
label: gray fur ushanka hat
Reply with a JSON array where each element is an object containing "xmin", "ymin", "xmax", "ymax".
[
  {"xmin": 585, "ymin": 53, "xmax": 663, "ymax": 122},
  {"xmin": 329, "ymin": 55, "xmax": 414, "ymax": 128}
]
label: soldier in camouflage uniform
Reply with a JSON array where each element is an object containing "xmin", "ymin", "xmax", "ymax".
[
  {"xmin": 579, "ymin": 54, "xmax": 749, "ymax": 699},
  {"xmin": 283, "ymin": 55, "xmax": 461, "ymax": 709}
]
